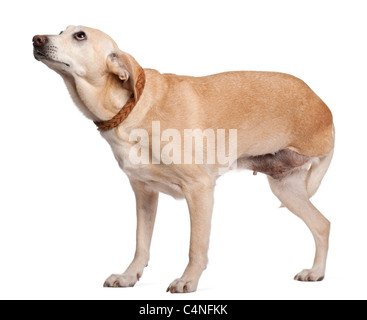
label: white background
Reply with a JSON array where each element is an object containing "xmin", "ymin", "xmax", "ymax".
[{"xmin": 0, "ymin": 0, "xmax": 366, "ymax": 300}]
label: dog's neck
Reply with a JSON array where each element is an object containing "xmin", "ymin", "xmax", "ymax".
[
  {"xmin": 62, "ymin": 72, "xmax": 133, "ymax": 123},
  {"xmin": 94, "ymin": 69, "xmax": 146, "ymax": 131}
]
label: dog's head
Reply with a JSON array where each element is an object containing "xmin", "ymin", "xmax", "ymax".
[{"xmin": 33, "ymin": 26, "xmax": 142, "ymax": 120}]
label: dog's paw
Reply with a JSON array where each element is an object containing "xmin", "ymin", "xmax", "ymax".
[
  {"xmin": 103, "ymin": 273, "xmax": 141, "ymax": 288},
  {"xmin": 166, "ymin": 278, "xmax": 198, "ymax": 294},
  {"xmin": 294, "ymin": 269, "xmax": 325, "ymax": 282}
]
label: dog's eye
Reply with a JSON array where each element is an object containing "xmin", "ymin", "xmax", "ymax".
[
  {"xmin": 59, "ymin": 31, "xmax": 63, "ymax": 35},
  {"xmin": 74, "ymin": 32, "xmax": 87, "ymax": 41}
]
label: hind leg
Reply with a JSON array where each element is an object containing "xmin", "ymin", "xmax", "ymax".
[
  {"xmin": 268, "ymin": 167, "xmax": 330, "ymax": 281},
  {"xmin": 307, "ymin": 149, "xmax": 334, "ymax": 199}
]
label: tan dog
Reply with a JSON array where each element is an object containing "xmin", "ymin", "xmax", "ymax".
[{"xmin": 33, "ymin": 26, "xmax": 334, "ymax": 293}]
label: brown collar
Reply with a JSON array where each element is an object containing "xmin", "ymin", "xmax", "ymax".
[{"xmin": 94, "ymin": 69, "xmax": 146, "ymax": 131}]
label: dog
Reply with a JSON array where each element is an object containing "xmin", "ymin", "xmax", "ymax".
[{"xmin": 33, "ymin": 26, "xmax": 334, "ymax": 293}]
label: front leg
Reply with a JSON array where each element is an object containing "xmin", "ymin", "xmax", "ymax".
[
  {"xmin": 167, "ymin": 178, "xmax": 214, "ymax": 293},
  {"xmin": 104, "ymin": 179, "xmax": 158, "ymax": 287}
]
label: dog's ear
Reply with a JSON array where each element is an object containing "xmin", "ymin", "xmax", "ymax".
[{"xmin": 107, "ymin": 50, "xmax": 142, "ymax": 99}]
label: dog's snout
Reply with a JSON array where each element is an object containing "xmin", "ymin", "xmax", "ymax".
[{"xmin": 33, "ymin": 35, "xmax": 48, "ymax": 47}]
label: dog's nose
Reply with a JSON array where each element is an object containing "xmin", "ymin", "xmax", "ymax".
[{"xmin": 33, "ymin": 35, "xmax": 48, "ymax": 47}]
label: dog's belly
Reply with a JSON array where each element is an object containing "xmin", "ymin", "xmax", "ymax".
[
  {"xmin": 102, "ymin": 130, "xmax": 312, "ymax": 197},
  {"xmin": 238, "ymin": 148, "xmax": 311, "ymax": 179}
]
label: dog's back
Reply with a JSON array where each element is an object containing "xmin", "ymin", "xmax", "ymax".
[{"xmin": 144, "ymin": 70, "xmax": 334, "ymax": 158}]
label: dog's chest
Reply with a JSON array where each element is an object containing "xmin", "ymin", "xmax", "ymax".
[
  {"xmin": 100, "ymin": 129, "xmax": 185, "ymax": 199},
  {"xmin": 101, "ymin": 129, "xmax": 150, "ymax": 177}
]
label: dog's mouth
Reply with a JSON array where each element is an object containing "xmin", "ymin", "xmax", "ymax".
[{"xmin": 34, "ymin": 49, "xmax": 70, "ymax": 68}]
